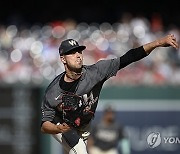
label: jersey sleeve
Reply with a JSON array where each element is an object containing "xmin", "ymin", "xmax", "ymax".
[
  {"xmin": 41, "ymin": 94, "xmax": 55, "ymax": 123},
  {"xmin": 95, "ymin": 57, "xmax": 120, "ymax": 80}
]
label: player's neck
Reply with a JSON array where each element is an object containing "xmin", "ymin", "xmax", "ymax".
[{"xmin": 65, "ymin": 71, "xmax": 82, "ymax": 82}]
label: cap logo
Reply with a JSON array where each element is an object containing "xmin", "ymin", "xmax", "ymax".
[{"xmin": 68, "ymin": 40, "xmax": 77, "ymax": 46}]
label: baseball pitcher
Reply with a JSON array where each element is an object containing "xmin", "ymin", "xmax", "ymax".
[{"xmin": 41, "ymin": 35, "xmax": 179, "ymax": 154}]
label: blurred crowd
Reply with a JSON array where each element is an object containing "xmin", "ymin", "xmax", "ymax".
[{"xmin": 0, "ymin": 13, "xmax": 180, "ymax": 86}]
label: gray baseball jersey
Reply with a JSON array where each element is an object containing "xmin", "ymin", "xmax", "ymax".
[
  {"xmin": 41, "ymin": 46, "xmax": 147, "ymax": 128},
  {"xmin": 41, "ymin": 57, "xmax": 120, "ymax": 127}
]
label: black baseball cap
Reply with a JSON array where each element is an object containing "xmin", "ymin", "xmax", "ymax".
[{"xmin": 59, "ymin": 39, "xmax": 86, "ymax": 56}]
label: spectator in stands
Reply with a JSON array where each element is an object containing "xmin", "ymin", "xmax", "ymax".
[{"xmin": 88, "ymin": 106, "xmax": 131, "ymax": 154}]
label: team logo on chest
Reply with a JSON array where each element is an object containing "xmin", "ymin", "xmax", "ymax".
[{"xmin": 83, "ymin": 91, "xmax": 98, "ymax": 111}]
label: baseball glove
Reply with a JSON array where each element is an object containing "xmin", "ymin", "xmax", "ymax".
[{"xmin": 58, "ymin": 92, "xmax": 87, "ymax": 128}]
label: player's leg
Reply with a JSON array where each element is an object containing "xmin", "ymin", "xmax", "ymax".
[
  {"xmin": 69, "ymin": 138, "xmax": 88, "ymax": 154},
  {"xmin": 61, "ymin": 139, "xmax": 88, "ymax": 154},
  {"xmin": 52, "ymin": 130, "xmax": 88, "ymax": 154},
  {"xmin": 52, "ymin": 133, "xmax": 70, "ymax": 153}
]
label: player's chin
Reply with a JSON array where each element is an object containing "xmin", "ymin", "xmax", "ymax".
[
  {"xmin": 76, "ymin": 61, "xmax": 82, "ymax": 67},
  {"xmin": 75, "ymin": 67, "xmax": 82, "ymax": 73},
  {"xmin": 75, "ymin": 63, "xmax": 83, "ymax": 69}
]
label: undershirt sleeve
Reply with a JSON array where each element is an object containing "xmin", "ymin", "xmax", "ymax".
[{"xmin": 119, "ymin": 46, "xmax": 148, "ymax": 69}]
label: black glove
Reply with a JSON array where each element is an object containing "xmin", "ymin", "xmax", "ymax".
[{"xmin": 60, "ymin": 92, "xmax": 86, "ymax": 128}]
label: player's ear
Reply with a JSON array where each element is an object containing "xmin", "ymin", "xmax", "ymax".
[{"xmin": 60, "ymin": 56, "xmax": 66, "ymax": 64}]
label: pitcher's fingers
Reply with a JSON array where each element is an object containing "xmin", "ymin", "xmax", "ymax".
[{"xmin": 172, "ymin": 41, "xmax": 179, "ymax": 49}]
